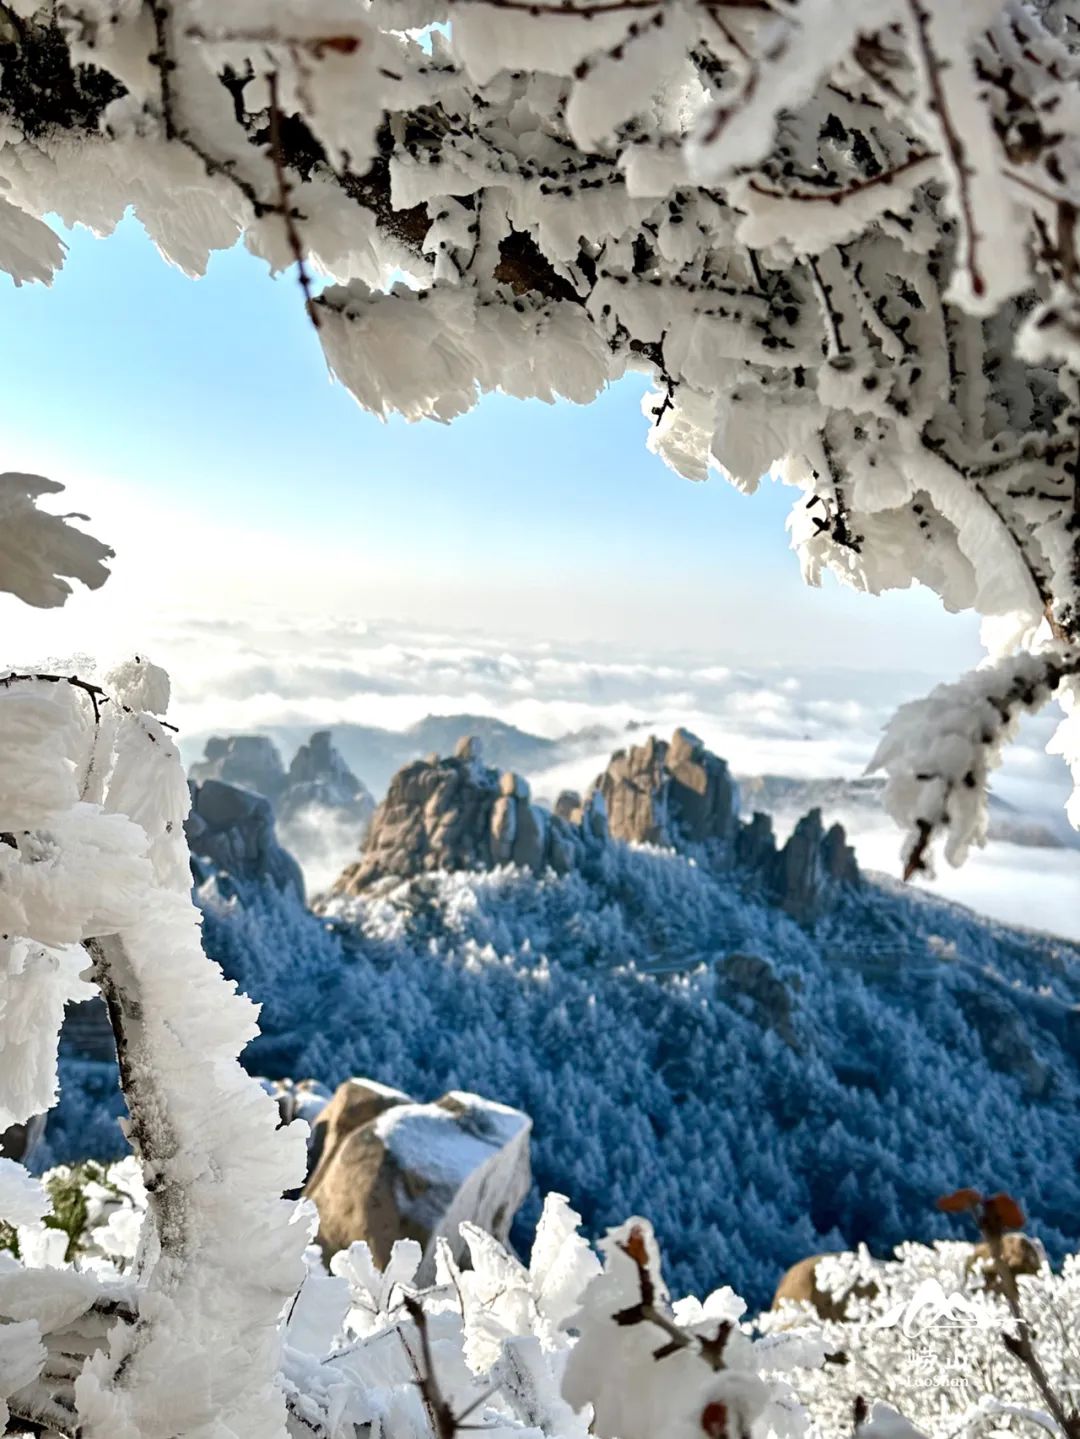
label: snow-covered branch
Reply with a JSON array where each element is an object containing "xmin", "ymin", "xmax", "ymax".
[
  {"xmin": 3, "ymin": 2, "xmax": 1080, "ymax": 829},
  {"xmin": 870, "ymin": 648, "xmax": 1080, "ymax": 877}
]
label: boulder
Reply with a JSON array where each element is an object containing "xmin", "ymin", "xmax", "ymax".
[
  {"xmin": 718, "ymin": 953, "xmax": 799, "ymax": 1049},
  {"xmin": 304, "ymin": 1080, "xmax": 532, "ymax": 1279},
  {"xmin": 305, "ymin": 1077, "xmax": 411, "ymax": 1188},
  {"xmin": 186, "ymin": 778, "xmax": 305, "ymax": 904},
  {"xmin": 774, "ymin": 1235, "xmax": 1044, "ymax": 1321},
  {"xmin": 772, "ymin": 1253, "xmax": 875, "ymax": 1321},
  {"xmin": 967, "ymin": 1233, "xmax": 1043, "ymax": 1292}
]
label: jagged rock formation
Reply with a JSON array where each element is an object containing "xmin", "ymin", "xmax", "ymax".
[
  {"xmin": 765, "ymin": 807, "xmax": 860, "ymax": 924},
  {"xmin": 190, "ymin": 734, "xmax": 287, "ymax": 800},
  {"xmin": 327, "ymin": 729, "xmax": 859, "ymax": 924},
  {"xmin": 329, "ymin": 736, "xmax": 605, "ymax": 896},
  {"xmin": 739, "ymin": 772, "xmax": 1080, "ymax": 851},
  {"xmin": 278, "ymin": 730, "xmax": 375, "ymax": 831},
  {"xmin": 589, "ymin": 729, "xmax": 740, "ymax": 849},
  {"xmin": 189, "ymin": 731, "xmax": 375, "ymax": 891},
  {"xmin": 303, "ymin": 1077, "xmax": 532, "ymax": 1279},
  {"xmin": 186, "ymin": 778, "xmax": 306, "ymax": 904}
]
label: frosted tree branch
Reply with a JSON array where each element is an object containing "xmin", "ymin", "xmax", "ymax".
[{"xmin": 2, "ymin": 3, "xmax": 1080, "ymax": 848}]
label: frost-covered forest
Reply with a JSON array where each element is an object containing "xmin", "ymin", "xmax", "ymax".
[
  {"xmin": 49, "ymin": 844, "xmax": 1080, "ymax": 1312},
  {"xmin": 6, "ymin": 0, "xmax": 1080, "ymax": 1435}
]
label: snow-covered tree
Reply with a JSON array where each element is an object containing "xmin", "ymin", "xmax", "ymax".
[{"xmin": 3, "ymin": 1, "xmax": 1080, "ymax": 870}]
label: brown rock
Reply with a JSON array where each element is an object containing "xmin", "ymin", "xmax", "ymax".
[
  {"xmin": 589, "ymin": 729, "xmax": 738, "ymax": 850},
  {"xmin": 304, "ymin": 1083, "xmax": 532, "ymax": 1279},
  {"xmin": 555, "ymin": 790, "xmax": 582, "ymax": 822},
  {"xmin": 772, "ymin": 1253, "xmax": 876, "ymax": 1321},
  {"xmin": 511, "ymin": 797, "xmax": 545, "ymax": 870},
  {"xmin": 490, "ymin": 794, "xmax": 517, "ymax": 863},
  {"xmin": 325, "ymin": 745, "xmax": 582, "ymax": 897},
  {"xmin": 967, "ymin": 1234, "xmax": 1043, "ymax": 1291},
  {"xmin": 767, "ymin": 808, "xmax": 859, "ymax": 924},
  {"xmin": 306, "ymin": 1078, "xmax": 409, "ymax": 1192}
]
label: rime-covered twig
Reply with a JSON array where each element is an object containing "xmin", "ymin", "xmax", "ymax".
[
  {"xmin": 613, "ymin": 1226, "xmax": 733, "ymax": 1371},
  {"xmin": 871, "ymin": 649, "xmax": 1080, "ymax": 879},
  {"xmin": 267, "ymin": 71, "xmax": 322, "ymax": 331}
]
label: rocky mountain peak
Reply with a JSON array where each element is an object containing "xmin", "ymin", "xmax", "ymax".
[
  {"xmin": 588, "ymin": 726, "xmax": 740, "ymax": 849},
  {"xmin": 325, "ymin": 729, "xmax": 858, "ymax": 924},
  {"xmin": 191, "ymin": 734, "xmax": 287, "ymax": 800},
  {"xmin": 279, "ymin": 730, "xmax": 375, "ymax": 825},
  {"xmin": 186, "ymin": 778, "xmax": 306, "ymax": 905},
  {"xmin": 329, "ymin": 740, "xmax": 598, "ymax": 897}
]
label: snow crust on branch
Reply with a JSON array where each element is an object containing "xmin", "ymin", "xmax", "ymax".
[
  {"xmin": 17, "ymin": 1141, "xmax": 1080, "ymax": 1439},
  {"xmin": 871, "ymin": 647, "xmax": 1080, "ymax": 876}
]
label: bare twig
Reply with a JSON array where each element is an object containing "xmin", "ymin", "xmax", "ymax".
[
  {"xmin": 937, "ymin": 1191, "xmax": 1080, "ymax": 1436},
  {"xmin": 747, "ymin": 152, "xmax": 935, "ymax": 205}
]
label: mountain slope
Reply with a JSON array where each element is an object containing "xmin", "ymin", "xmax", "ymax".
[
  {"xmin": 184, "ymin": 846, "xmax": 1080, "ymax": 1312},
  {"xmin": 50, "ymin": 731, "xmax": 1080, "ymax": 1313}
]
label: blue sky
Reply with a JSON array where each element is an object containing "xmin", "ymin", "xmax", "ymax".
[{"xmin": 0, "ymin": 213, "xmax": 981, "ymax": 671}]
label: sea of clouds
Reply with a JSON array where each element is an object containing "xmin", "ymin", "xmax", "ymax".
[
  {"xmin": 11, "ymin": 597, "xmax": 1077, "ymax": 936},
  {"xmin": 117, "ymin": 608, "xmax": 1077, "ymax": 941}
]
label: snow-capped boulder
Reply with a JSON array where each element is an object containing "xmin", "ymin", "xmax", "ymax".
[
  {"xmin": 772, "ymin": 1253, "xmax": 871, "ymax": 1322},
  {"xmin": 589, "ymin": 728, "xmax": 740, "ymax": 848},
  {"xmin": 304, "ymin": 1080, "xmax": 532, "ymax": 1279},
  {"xmin": 305, "ymin": 1076, "xmax": 411, "ymax": 1186},
  {"xmin": 329, "ymin": 741, "xmax": 585, "ymax": 896},
  {"xmin": 186, "ymin": 778, "xmax": 306, "ymax": 904}
]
